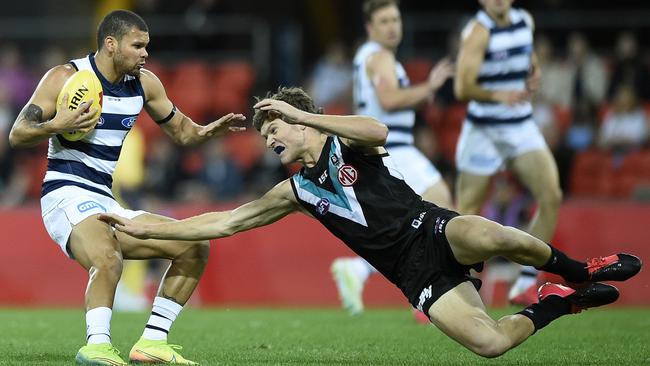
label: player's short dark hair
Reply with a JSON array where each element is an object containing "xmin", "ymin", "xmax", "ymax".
[
  {"xmin": 363, "ymin": 0, "xmax": 400, "ymax": 22},
  {"xmin": 253, "ymin": 87, "xmax": 323, "ymax": 131},
  {"xmin": 97, "ymin": 10, "xmax": 148, "ymax": 50}
]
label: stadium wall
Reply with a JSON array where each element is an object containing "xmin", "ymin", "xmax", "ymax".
[{"xmin": 0, "ymin": 202, "xmax": 648, "ymax": 307}]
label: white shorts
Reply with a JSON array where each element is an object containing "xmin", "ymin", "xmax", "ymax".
[
  {"xmin": 386, "ymin": 145, "xmax": 442, "ymax": 195},
  {"xmin": 40, "ymin": 186, "xmax": 148, "ymax": 257},
  {"xmin": 455, "ymin": 119, "xmax": 548, "ymax": 175}
]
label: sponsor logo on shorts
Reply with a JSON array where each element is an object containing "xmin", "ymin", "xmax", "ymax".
[
  {"xmin": 77, "ymin": 201, "xmax": 107, "ymax": 213},
  {"xmin": 337, "ymin": 164, "xmax": 358, "ymax": 186},
  {"xmin": 434, "ymin": 217, "xmax": 446, "ymax": 235},
  {"xmin": 121, "ymin": 116, "xmax": 137, "ymax": 128},
  {"xmin": 417, "ymin": 285, "xmax": 432, "ymax": 312},
  {"xmin": 411, "ymin": 211, "xmax": 427, "ymax": 229},
  {"xmin": 316, "ymin": 197, "xmax": 330, "ymax": 215}
]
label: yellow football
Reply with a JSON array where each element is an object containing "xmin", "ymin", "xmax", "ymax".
[{"xmin": 56, "ymin": 69, "xmax": 103, "ymax": 141}]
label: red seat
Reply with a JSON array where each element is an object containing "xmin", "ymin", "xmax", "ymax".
[
  {"xmin": 437, "ymin": 103, "xmax": 466, "ymax": 164},
  {"xmin": 211, "ymin": 61, "xmax": 256, "ymax": 116},
  {"xmin": 403, "ymin": 58, "xmax": 433, "ymax": 84},
  {"xmin": 569, "ymin": 149, "xmax": 614, "ymax": 197},
  {"xmin": 612, "ymin": 150, "xmax": 650, "ymax": 197},
  {"xmin": 224, "ymin": 131, "xmax": 265, "ymax": 171},
  {"xmin": 167, "ymin": 60, "xmax": 213, "ymax": 121}
]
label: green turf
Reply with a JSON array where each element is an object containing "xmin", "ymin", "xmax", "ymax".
[{"xmin": 1, "ymin": 307, "xmax": 649, "ymax": 365}]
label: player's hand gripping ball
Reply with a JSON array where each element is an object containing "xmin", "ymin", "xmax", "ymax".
[{"xmin": 56, "ymin": 69, "xmax": 103, "ymax": 141}]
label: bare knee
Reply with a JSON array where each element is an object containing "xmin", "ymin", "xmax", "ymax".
[
  {"xmin": 88, "ymin": 250, "xmax": 123, "ymax": 284},
  {"xmin": 467, "ymin": 336, "xmax": 511, "ymax": 358},
  {"xmin": 176, "ymin": 240, "xmax": 210, "ymax": 266}
]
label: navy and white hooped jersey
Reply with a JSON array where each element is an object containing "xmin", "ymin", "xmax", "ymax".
[
  {"xmin": 42, "ymin": 53, "xmax": 145, "ymax": 199},
  {"xmin": 466, "ymin": 8, "xmax": 534, "ymax": 125},
  {"xmin": 290, "ymin": 136, "xmax": 438, "ymax": 285},
  {"xmin": 353, "ymin": 41, "xmax": 415, "ymax": 148}
]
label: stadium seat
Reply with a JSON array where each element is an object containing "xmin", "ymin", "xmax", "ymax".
[
  {"xmin": 323, "ymin": 102, "xmax": 352, "ymax": 115},
  {"xmin": 143, "ymin": 59, "xmax": 171, "ymax": 88},
  {"xmin": 168, "ymin": 60, "xmax": 213, "ymax": 121},
  {"xmin": 437, "ymin": 103, "xmax": 466, "ymax": 164},
  {"xmin": 612, "ymin": 149, "xmax": 650, "ymax": 198},
  {"xmin": 224, "ymin": 131, "xmax": 265, "ymax": 171},
  {"xmin": 211, "ymin": 61, "xmax": 256, "ymax": 117},
  {"xmin": 569, "ymin": 149, "xmax": 614, "ymax": 197},
  {"xmin": 403, "ymin": 58, "xmax": 433, "ymax": 84}
]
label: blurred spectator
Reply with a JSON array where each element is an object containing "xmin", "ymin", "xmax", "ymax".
[
  {"xmin": 607, "ymin": 31, "xmax": 650, "ymax": 101},
  {"xmin": 0, "ymin": 84, "xmax": 28, "ymax": 206},
  {"xmin": 306, "ymin": 41, "xmax": 353, "ymax": 109},
  {"xmin": 37, "ymin": 46, "xmax": 67, "ymax": 75},
  {"xmin": 113, "ymin": 126, "xmax": 147, "ymax": 209},
  {"xmin": 565, "ymin": 32, "xmax": 608, "ymax": 108},
  {"xmin": 0, "ymin": 44, "xmax": 36, "ymax": 111},
  {"xmin": 555, "ymin": 100, "xmax": 599, "ymax": 190},
  {"xmin": 598, "ymin": 84, "xmax": 649, "ymax": 153},
  {"xmin": 482, "ymin": 175, "xmax": 531, "ymax": 230},
  {"xmin": 144, "ymin": 138, "xmax": 183, "ymax": 200},
  {"xmin": 535, "ymin": 34, "xmax": 572, "ymax": 108},
  {"xmin": 532, "ymin": 95, "xmax": 561, "ymax": 151},
  {"xmin": 566, "ymin": 100, "xmax": 598, "ymax": 152},
  {"xmin": 200, "ymin": 139, "xmax": 244, "ymax": 201},
  {"xmin": 244, "ymin": 148, "xmax": 288, "ymax": 198}
]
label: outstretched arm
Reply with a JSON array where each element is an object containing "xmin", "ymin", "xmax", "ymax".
[
  {"xmin": 140, "ymin": 69, "xmax": 246, "ymax": 146},
  {"xmin": 99, "ymin": 179, "xmax": 300, "ymax": 241},
  {"xmin": 254, "ymin": 99, "xmax": 388, "ymax": 148}
]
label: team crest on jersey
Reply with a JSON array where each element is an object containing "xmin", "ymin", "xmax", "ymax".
[
  {"xmin": 337, "ymin": 164, "xmax": 358, "ymax": 186},
  {"xmin": 316, "ymin": 197, "xmax": 330, "ymax": 215},
  {"xmin": 96, "ymin": 116, "xmax": 105, "ymax": 126},
  {"xmin": 121, "ymin": 116, "xmax": 137, "ymax": 128}
]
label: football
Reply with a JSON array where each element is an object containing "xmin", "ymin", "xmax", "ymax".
[{"xmin": 56, "ymin": 69, "xmax": 103, "ymax": 141}]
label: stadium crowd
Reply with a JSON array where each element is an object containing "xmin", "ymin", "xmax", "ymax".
[{"xmin": 1, "ymin": 29, "xmax": 649, "ymax": 213}]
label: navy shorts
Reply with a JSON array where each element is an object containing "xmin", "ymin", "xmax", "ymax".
[{"xmin": 396, "ymin": 207, "xmax": 483, "ymax": 317}]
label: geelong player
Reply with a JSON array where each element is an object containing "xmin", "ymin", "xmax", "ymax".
[
  {"xmin": 454, "ymin": 0, "xmax": 563, "ymax": 305},
  {"xmin": 100, "ymin": 87, "xmax": 641, "ymax": 358},
  {"xmin": 9, "ymin": 10, "xmax": 244, "ymax": 366},
  {"xmin": 331, "ymin": 0, "xmax": 454, "ymax": 316}
]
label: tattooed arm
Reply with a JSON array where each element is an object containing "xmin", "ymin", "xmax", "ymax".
[{"xmin": 9, "ymin": 64, "xmax": 98, "ymax": 148}]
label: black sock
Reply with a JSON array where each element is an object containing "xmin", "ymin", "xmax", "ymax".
[
  {"xmin": 536, "ymin": 244, "xmax": 588, "ymax": 283},
  {"xmin": 517, "ymin": 295, "xmax": 572, "ymax": 332}
]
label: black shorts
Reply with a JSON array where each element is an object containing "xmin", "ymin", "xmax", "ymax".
[{"xmin": 396, "ymin": 207, "xmax": 483, "ymax": 316}]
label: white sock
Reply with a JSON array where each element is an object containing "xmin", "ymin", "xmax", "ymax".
[
  {"xmin": 142, "ymin": 297, "xmax": 183, "ymax": 341},
  {"xmin": 351, "ymin": 257, "xmax": 377, "ymax": 282},
  {"xmin": 86, "ymin": 307, "xmax": 112, "ymax": 344}
]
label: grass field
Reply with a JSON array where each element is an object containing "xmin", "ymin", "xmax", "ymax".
[{"xmin": 1, "ymin": 307, "xmax": 649, "ymax": 365}]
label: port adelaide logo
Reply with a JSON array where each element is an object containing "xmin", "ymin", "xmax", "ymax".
[{"xmin": 337, "ymin": 164, "xmax": 358, "ymax": 186}]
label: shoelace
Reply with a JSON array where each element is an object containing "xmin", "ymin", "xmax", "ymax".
[{"xmin": 586, "ymin": 255, "xmax": 615, "ymax": 270}]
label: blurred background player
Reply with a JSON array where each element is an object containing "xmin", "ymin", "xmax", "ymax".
[
  {"xmin": 9, "ymin": 10, "xmax": 244, "ymax": 366},
  {"xmin": 454, "ymin": 0, "xmax": 562, "ymax": 305},
  {"xmin": 330, "ymin": 0, "xmax": 454, "ymax": 316}
]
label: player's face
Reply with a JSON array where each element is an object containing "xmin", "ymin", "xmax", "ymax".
[
  {"xmin": 366, "ymin": 5, "xmax": 402, "ymax": 50},
  {"xmin": 114, "ymin": 27, "xmax": 149, "ymax": 77},
  {"xmin": 480, "ymin": 0, "xmax": 513, "ymax": 17},
  {"xmin": 261, "ymin": 119, "xmax": 304, "ymax": 165}
]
